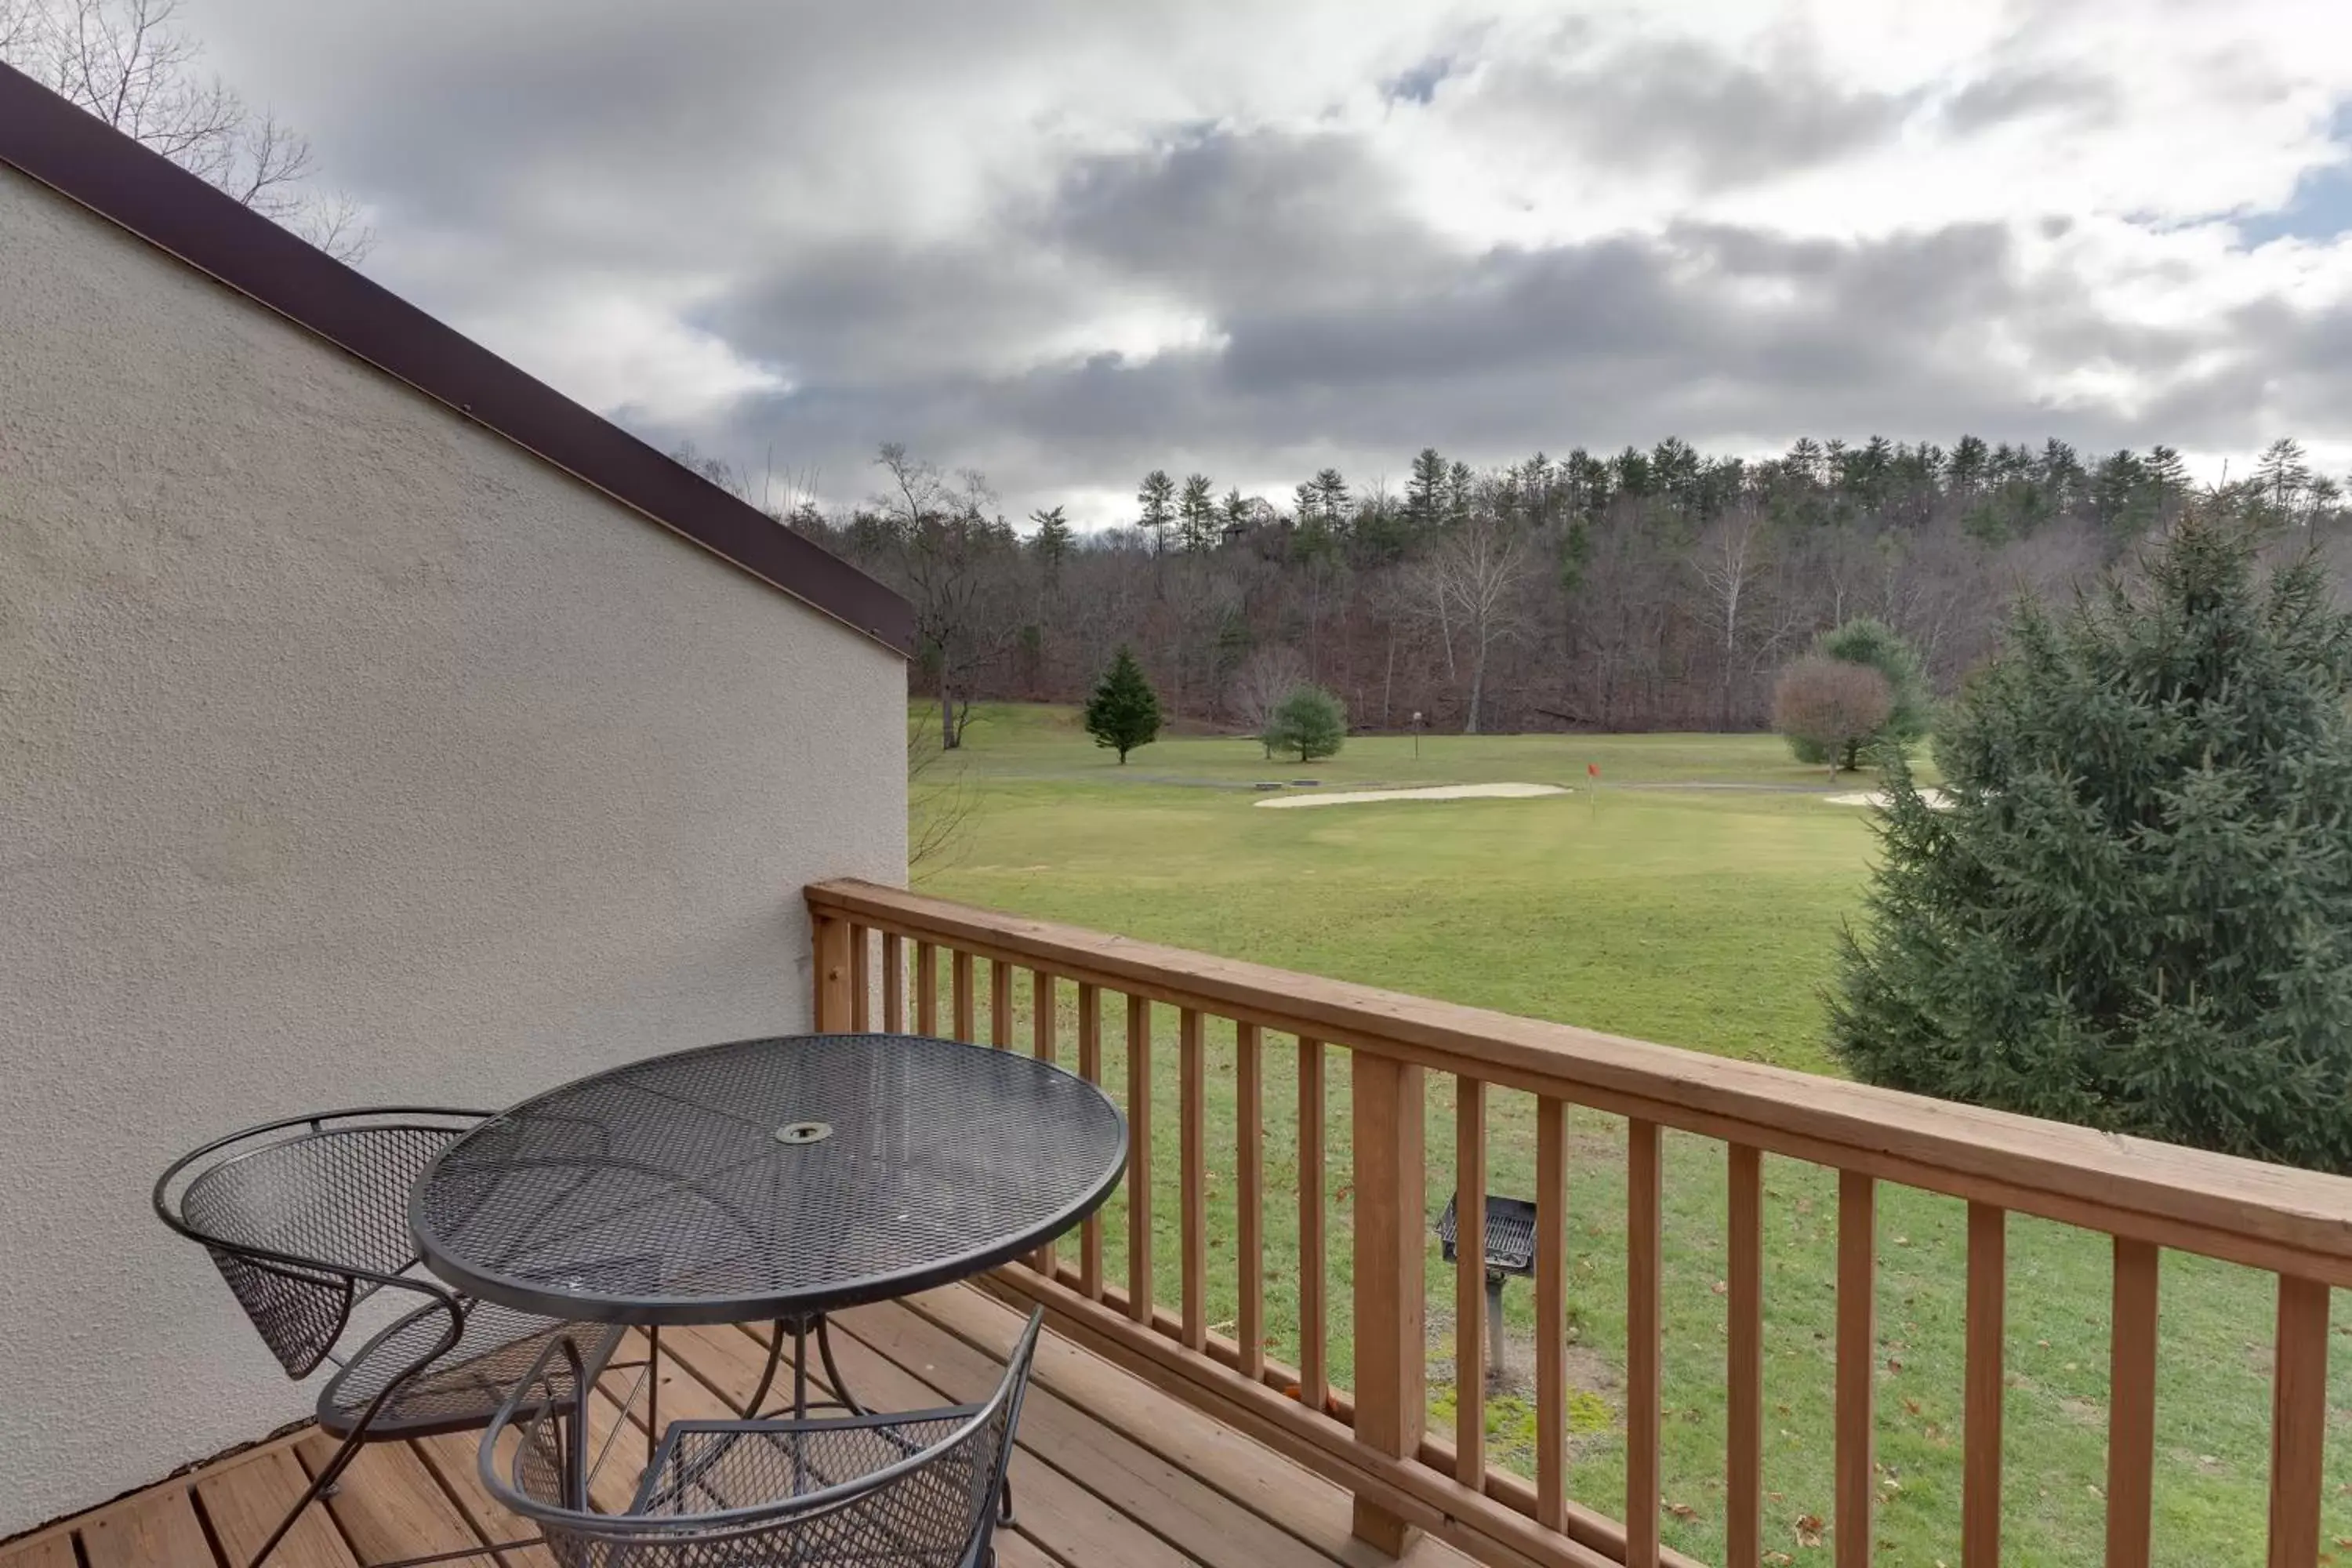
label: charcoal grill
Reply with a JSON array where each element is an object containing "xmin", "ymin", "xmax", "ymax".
[{"xmin": 1436, "ymin": 1192, "xmax": 1537, "ymax": 1386}]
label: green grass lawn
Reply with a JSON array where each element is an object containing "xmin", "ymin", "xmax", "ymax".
[{"xmin": 913, "ymin": 705, "xmax": 2348, "ymax": 1567}]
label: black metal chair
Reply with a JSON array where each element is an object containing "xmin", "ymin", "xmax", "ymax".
[
  {"xmin": 481, "ymin": 1308, "xmax": 1046, "ymax": 1568},
  {"xmin": 154, "ymin": 1108, "xmax": 611, "ymax": 1568}
]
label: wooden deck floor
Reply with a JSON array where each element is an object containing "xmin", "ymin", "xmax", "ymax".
[{"xmin": 4, "ymin": 1283, "xmax": 1479, "ymax": 1568}]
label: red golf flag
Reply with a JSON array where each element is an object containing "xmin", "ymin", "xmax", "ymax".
[{"xmin": 1588, "ymin": 762, "xmax": 1600, "ymax": 779}]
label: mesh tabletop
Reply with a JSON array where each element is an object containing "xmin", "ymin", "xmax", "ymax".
[{"xmin": 409, "ymin": 1033, "xmax": 1127, "ymax": 1325}]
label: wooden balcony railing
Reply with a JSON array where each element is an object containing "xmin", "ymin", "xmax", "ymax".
[{"xmin": 806, "ymin": 879, "xmax": 2352, "ymax": 1568}]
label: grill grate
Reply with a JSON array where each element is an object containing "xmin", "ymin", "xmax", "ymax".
[{"xmin": 1436, "ymin": 1192, "xmax": 1538, "ymax": 1276}]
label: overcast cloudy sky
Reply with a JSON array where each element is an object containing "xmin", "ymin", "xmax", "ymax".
[{"xmin": 186, "ymin": 0, "xmax": 2352, "ymax": 524}]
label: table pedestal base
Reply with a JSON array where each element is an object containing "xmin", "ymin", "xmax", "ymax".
[{"xmin": 744, "ymin": 1312, "xmax": 869, "ymax": 1420}]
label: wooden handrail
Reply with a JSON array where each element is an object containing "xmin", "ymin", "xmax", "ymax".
[
  {"xmin": 807, "ymin": 878, "xmax": 2343, "ymax": 1568},
  {"xmin": 808, "ymin": 877, "xmax": 2352, "ymax": 1282}
]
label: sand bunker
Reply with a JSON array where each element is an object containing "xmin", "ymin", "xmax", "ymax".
[
  {"xmin": 1824, "ymin": 788, "xmax": 1953, "ymax": 810},
  {"xmin": 1255, "ymin": 782, "xmax": 1570, "ymax": 809}
]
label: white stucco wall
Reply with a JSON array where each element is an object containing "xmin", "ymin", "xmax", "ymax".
[{"xmin": 0, "ymin": 165, "xmax": 906, "ymax": 1535}]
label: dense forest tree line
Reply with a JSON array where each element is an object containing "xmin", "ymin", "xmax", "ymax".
[{"xmin": 677, "ymin": 434, "xmax": 2352, "ymax": 745}]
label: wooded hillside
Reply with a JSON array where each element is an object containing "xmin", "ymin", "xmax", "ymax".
[{"xmin": 695, "ymin": 435, "xmax": 2352, "ymax": 739}]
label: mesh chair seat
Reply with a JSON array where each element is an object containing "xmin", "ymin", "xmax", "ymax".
[
  {"xmin": 320, "ymin": 1296, "xmax": 591, "ymax": 1439},
  {"xmin": 156, "ymin": 1108, "xmax": 609, "ymax": 1568},
  {"xmin": 487, "ymin": 1311, "xmax": 1045, "ymax": 1568}
]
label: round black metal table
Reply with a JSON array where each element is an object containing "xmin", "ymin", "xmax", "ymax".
[{"xmin": 409, "ymin": 1032, "xmax": 1127, "ymax": 1423}]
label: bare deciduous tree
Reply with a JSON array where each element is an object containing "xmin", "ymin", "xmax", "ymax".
[
  {"xmin": 874, "ymin": 443, "xmax": 1024, "ymax": 751},
  {"xmin": 4, "ymin": 0, "xmax": 372, "ymax": 260},
  {"xmin": 1691, "ymin": 506, "xmax": 1769, "ymax": 728},
  {"xmin": 1228, "ymin": 644, "xmax": 1308, "ymax": 738},
  {"xmin": 1773, "ymin": 657, "xmax": 1893, "ymax": 777},
  {"xmin": 0, "ymin": 0, "xmax": 37, "ymax": 53},
  {"xmin": 1417, "ymin": 521, "xmax": 1528, "ymax": 734},
  {"xmin": 905, "ymin": 703, "xmax": 977, "ymax": 875}
]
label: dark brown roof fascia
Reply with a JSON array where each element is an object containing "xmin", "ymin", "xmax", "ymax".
[{"xmin": 0, "ymin": 64, "xmax": 913, "ymax": 655}]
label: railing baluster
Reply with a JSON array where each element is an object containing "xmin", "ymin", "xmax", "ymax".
[
  {"xmin": 1077, "ymin": 982, "xmax": 1104, "ymax": 1300},
  {"xmin": 1964, "ymin": 1203, "xmax": 2006, "ymax": 1568},
  {"xmin": 1836, "ymin": 1171, "xmax": 1876, "ymax": 1568},
  {"xmin": 952, "ymin": 950, "xmax": 975, "ymax": 1042},
  {"xmin": 1127, "ymin": 994, "xmax": 1153, "ymax": 1325},
  {"xmin": 1032, "ymin": 971, "xmax": 1057, "ymax": 1065},
  {"xmin": 1728, "ymin": 1144, "xmax": 1764, "ymax": 1568},
  {"xmin": 1299, "ymin": 1036, "xmax": 1327, "ymax": 1412},
  {"xmin": 1348, "ymin": 1051, "xmax": 1426, "ymax": 1556},
  {"xmin": 1180, "ymin": 1009, "xmax": 1208, "ymax": 1352},
  {"xmin": 2269, "ymin": 1275, "xmax": 2328, "ymax": 1568},
  {"xmin": 990, "ymin": 958, "xmax": 1012, "ymax": 1048},
  {"xmin": 848, "ymin": 924, "xmax": 870, "ymax": 1031},
  {"xmin": 914, "ymin": 942, "xmax": 938, "ymax": 1034},
  {"xmin": 1237, "ymin": 1022, "xmax": 1265, "ymax": 1381},
  {"xmin": 881, "ymin": 932, "xmax": 905, "ymax": 1033},
  {"xmin": 1455, "ymin": 1077, "xmax": 1487, "ymax": 1486},
  {"xmin": 2107, "ymin": 1237, "xmax": 2158, "ymax": 1568},
  {"xmin": 1627, "ymin": 1120, "xmax": 1662, "ymax": 1568},
  {"xmin": 1536, "ymin": 1094, "xmax": 1568, "ymax": 1531},
  {"xmin": 1031, "ymin": 971, "xmax": 1058, "ymax": 1273}
]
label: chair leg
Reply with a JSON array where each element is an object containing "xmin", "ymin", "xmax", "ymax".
[
  {"xmin": 243, "ymin": 1425, "xmax": 367, "ymax": 1568},
  {"xmin": 645, "ymin": 1325, "xmax": 660, "ymax": 1470}
]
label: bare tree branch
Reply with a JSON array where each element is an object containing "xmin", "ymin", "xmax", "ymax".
[
  {"xmin": 2, "ymin": 0, "xmax": 372, "ymax": 261},
  {"xmin": 906, "ymin": 703, "xmax": 978, "ymax": 876}
]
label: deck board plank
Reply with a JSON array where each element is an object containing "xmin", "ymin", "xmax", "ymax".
[
  {"xmin": 292, "ymin": 1436, "xmax": 482, "ymax": 1568},
  {"xmin": 906, "ymin": 1283, "xmax": 1482, "ymax": 1568},
  {"xmin": 837, "ymin": 1298, "xmax": 1350, "ymax": 1568},
  {"xmin": 0, "ymin": 1534, "xmax": 80, "ymax": 1568},
  {"xmin": 407, "ymin": 1435, "xmax": 557, "ymax": 1568},
  {"xmin": 78, "ymin": 1487, "xmax": 214, "ymax": 1568},
  {"xmin": 194, "ymin": 1450, "xmax": 358, "ymax": 1568}
]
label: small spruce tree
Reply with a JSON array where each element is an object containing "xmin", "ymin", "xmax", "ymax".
[
  {"xmin": 1263, "ymin": 684, "xmax": 1347, "ymax": 763},
  {"xmin": 1083, "ymin": 647, "xmax": 1162, "ymax": 764},
  {"xmin": 1831, "ymin": 511, "xmax": 2352, "ymax": 1171}
]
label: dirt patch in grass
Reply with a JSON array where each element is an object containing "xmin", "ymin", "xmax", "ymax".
[{"xmin": 1428, "ymin": 1307, "xmax": 1618, "ymax": 1469}]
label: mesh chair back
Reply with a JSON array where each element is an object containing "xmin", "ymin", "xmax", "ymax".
[
  {"xmin": 492, "ymin": 1311, "xmax": 1045, "ymax": 1568},
  {"xmin": 165, "ymin": 1116, "xmax": 474, "ymax": 1377}
]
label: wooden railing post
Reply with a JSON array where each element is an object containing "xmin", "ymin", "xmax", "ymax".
[
  {"xmin": 811, "ymin": 912, "xmax": 851, "ymax": 1032},
  {"xmin": 1350, "ymin": 1052, "xmax": 1427, "ymax": 1557}
]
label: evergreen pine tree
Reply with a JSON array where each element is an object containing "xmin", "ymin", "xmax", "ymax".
[
  {"xmin": 1406, "ymin": 448, "xmax": 1446, "ymax": 530},
  {"xmin": 1029, "ymin": 505, "xmax": 1072, "ymax": 579},
  {"xmin": 1262, "ymin": 684, "xmax": 1347, "ymax": 762},
  {"xmin": 1221, "ymin": 488, "xmax": 1251, "ymax": 536},
  {"xmin": 1137, "ymin": 470, "xmax": 1176, "ymax": 556},
  {"xmin": 1083, "ymin": 647, "xmax": 1162, "ymax": 764},
  {"xmin": 1178, "ymin": 474, "xmax": 1217, "ymax": 553},
  {"xmin": 1831, "ymin": 511, "xmax": 2352, "ymax": 1171},
  {"xmin": 1311, "ymin": 469, "xmax": 1351, "ymax": 530},
  {"xmin": 2256, "ymin": 437, "xmax": 2313, "ymax": 516}
]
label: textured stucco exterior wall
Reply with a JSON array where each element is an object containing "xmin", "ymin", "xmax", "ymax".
[{"xmin": 0, "ymin": 164, "xmax": 906, "ymax": 1535}]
